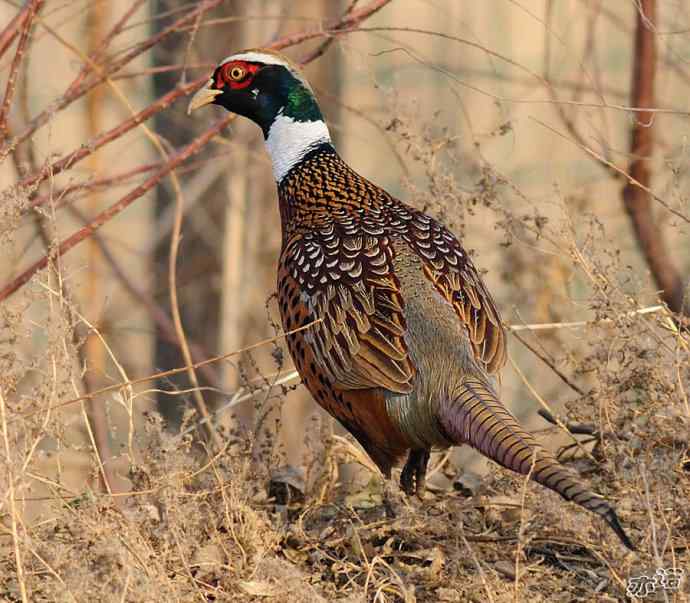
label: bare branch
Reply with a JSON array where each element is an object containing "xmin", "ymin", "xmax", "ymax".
[
  {"xmin": 0, "ymin": 0, "xmax": 36, "ymax": 60},
  {"xmin": 0, "ymin": 116, "xmax": 233, "ymax": 303},
  {"xmin": 0, "ymin": 0, "xmax": 223, "ymax": 157},
  {"xmin": 622, "ymin": 0, "xmax": 687, "ymax": 319},
  {"xmin": 63, "ymin": 0, "xmax": 147, "ymax": 99},
  {"xmin": 273, "ymin": 0, "xmax": 394, "ymax": 52},
  {"xmin": 0, "ymin": 0, "xmax": 43, "ymax": 140},
  {"xmin": 14, "ymin": 77, "xmax": 207, "ymax": 196},
  {"xmin": 28, "ymin": 152, "xmax": 229, "ymax": 213}
]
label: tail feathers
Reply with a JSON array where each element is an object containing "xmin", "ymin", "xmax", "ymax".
[
  {"xmin": 603, "ymin": 508, "xmax": 636, "ymax": 551},
  {"xmin": 438, "ymin": 377, "xmax": 635, "ymax": 550},
  {"xmin": 530, "ymin": 452, "xmax": 636, "ymax": 551}
]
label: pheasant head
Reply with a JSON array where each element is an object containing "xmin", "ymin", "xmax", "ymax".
[{"xmin": 188, "ymin": 49, "xmax": 332, "ymax": 182}]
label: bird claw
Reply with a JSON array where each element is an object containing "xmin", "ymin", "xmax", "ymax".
[
  {"xmin": 268, "ymin": 465, "xmax": 305, "ymax": 507},
  {"xmin": 383, "ymin": 493, "xmax": 397, "ymax": 519},
  {"xmin": 400, "ymin": 449, "xmax": 430, "ymax": 500}
]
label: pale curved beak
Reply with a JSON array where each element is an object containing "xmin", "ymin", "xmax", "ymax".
[{"xmin": 187, "ymin": 79, "xmax": 223, "ymax": 115}]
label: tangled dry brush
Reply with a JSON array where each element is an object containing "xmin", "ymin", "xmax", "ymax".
[{"xmin": 1, "ymin": 1, "xmax": 689, "ymax": 601}]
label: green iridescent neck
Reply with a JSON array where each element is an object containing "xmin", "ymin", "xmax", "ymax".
[{"xmin": 284, "ymin": 83, "xmax": 323, "ymax": 122}]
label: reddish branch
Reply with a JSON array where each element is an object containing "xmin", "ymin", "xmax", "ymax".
[
  {"xmin": 0, "ymin": 0, "xmax": 43, "ymax": 140},
  {"xmin": 0, "ymin": 0, "xmax": 36, "ymax": 60},
  {"xmin": 28, "ymin": 151, "xmax": 230, "ymax": 212},
  {"xmin": 29, "ymin": 162, "xmax": 163, "ymax": 212},
  {"xmin": 0, "ymin": 116, "xmax": 233, "ymax": 303},
  {"xmin": 0, "ymin": 0, "xmax": 223, "ymax": 157},
  {"xmin": 16, "ymin": 76, "xmax": 207, "ymax": 192},
  {"xmin": 0, "ymin": 0, "xmax": 394, "ymax": 301},
  {"xmin": 622, "ymin": 0, "xmax": 686, "ymax": 317},
  {"xmin": 298, "ymin": 0, "xmax": 390, "ymax": 64},
  {"xmin": 273, "ymin": 0, "xmax": 393, "ymax": 52},
  {"xmin": 64, "ymin": 0, "xmax": 148, "ymax": 98}
]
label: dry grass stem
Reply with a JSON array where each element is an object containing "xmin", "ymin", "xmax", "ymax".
[{"xmin": 1, "ymin": 1, "xmax": 688, "ymax": 600}]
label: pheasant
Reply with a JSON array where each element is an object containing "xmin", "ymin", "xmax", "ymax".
[{"xmin": 188, "ymin": 49, "xmax": 634, "ymax": 550}]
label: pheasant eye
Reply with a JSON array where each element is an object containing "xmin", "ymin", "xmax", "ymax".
[{"xmin": 227, "ymin": 65, "xmax": 246, "ymax": 81}]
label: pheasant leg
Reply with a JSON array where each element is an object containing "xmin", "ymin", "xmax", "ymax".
[
  {"xmin": 382, "ymin": 478, "xmax": 400, "ymax": 518},
  {"xmin": 400, "ymin": 448, "xmax": 431, "ymax": 499}
]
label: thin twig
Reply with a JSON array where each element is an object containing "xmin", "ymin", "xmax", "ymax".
[
  {"xmin": 167, "ymin": 129, "xmax": 221, "ymax": 447},
  {"xmin": 298, "ymin": 0, "xmax": 363, "ymax": 65},
  {"xmin": 458, "ymin": 525, "xmax": 495, "ymax": 603},
  {"xmin": 28, "ymin": 150, "xmax": 231, "ymax": 213},
  {"xmin": 531, "ymin": 117, "xmax": 689, "ymax": 225},
  {"xmin": 0, "ymin": 1, "xmax": 35, "ymax": 61},
  {"xmin": 14, "ymin": 77, "xmax": 208, "ymax": 193},
  {"xmin": 510, "ymin": 330, "xmax": 586, "ymax": 396},
  {"xmin": 514, "ymin": 451, "xmax": 537, "ymax": 601},
  {"xmin": 12, "ymin": 321, "xmax": 319, "ymax": 422},
  {"xmin": 0, "ymin": 0, "xmax": 224, "ymax": 157},
  {"xmin": 0, "ymin": 116, "xmax": 233, "ymax": 303},
  {"xmin": 0, "ymin": 0, "xmax": 43, "ymax": 140},
  {"xmin": 327, "ymin": 25, "xmax": 688, "ymax": 116},
  {"xmin": 508, "ymin": 304, "xmax": 666, "ymax": 332},
  {"xmin": 64, "ymin": 0, "xmax": 147, "ymax": 98},
  {"xmin": 0, "ymin": 390, "xmax": 29, "ymax": 603},
  {"xmin": 272, "ymin": 0, "xmax": 394, "ymax": 52},
  {"xmin": 177, "ymin": 370, "xmax": 302, "ymax": 441}
]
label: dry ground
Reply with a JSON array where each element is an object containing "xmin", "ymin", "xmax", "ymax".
[
  {"xmin": 1, "ymin": 302, "xmax": 689, "ymax": 601},
  {"xmin": 2, "ymin": 121, "xmax": 690, "ymax": 602},
  {"xmin": 1, "ymin": 3, "xmax": 690, "ymax": 600}
]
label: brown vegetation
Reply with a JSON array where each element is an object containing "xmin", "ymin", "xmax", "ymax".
[{"xmin": 0, "ymin": 1, "xmax": 688, "ymax": 601}]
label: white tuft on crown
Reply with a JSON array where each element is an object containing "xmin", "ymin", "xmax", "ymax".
[
  {"xmin": 220, "ymin": 50, "xmax": 315, "ymax": 93},
  {"xmin": 221, "ymin": 51, "xmax": 291, "ymax": 69}
]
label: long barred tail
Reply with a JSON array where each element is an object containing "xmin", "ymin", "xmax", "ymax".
[{"xmin": 438, "ymin": 377, "xmax": 635, "ymax": 550}]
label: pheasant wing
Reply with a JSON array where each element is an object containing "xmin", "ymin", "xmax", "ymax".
[
  {"xmin": 278, "ymin": 228, "xmax": 414, "ymax": 395},
  {"xmin": 404, "ymin": 211, "xmax": 506, "ymax": 374}
]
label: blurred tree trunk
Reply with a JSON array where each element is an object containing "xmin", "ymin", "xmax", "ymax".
[
  {"xmin": 218, "ymin": 0, "xmax": 283, "ymax": 442},
  {"xmin": 215, "ymin": 2, "xmax": 346, "ymax": 491},
  {"xmin": 83, "ymin": 0, "xmax": 118, "ymax": 496},
  {"xmin": 152, "ymin": 0, "xmax": 223, "ymax": 428},
  {"xmin": 623, "ymin": 0, "xmax": 687, "ymax": 320}
]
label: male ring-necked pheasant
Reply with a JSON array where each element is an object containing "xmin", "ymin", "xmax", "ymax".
[{"xmin": 188, "ymin": 49, "xmax": 634, "ymax": 550}]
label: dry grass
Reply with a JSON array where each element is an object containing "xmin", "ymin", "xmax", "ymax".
[
  {"xmin": 1, "ymin": 1, "xmax": 690, "ymax": 601},
  {"xmin": 1, "ymin": 369, "xmax": 688, "ymax": 601},
  {"xmin": 2, "ymin": 131, "xmax": 689, "ymax": 601}
]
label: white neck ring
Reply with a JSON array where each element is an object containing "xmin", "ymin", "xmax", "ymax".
[{"xmin": 265, "ymin": 114, "xmax": 331, "ymax": 182}]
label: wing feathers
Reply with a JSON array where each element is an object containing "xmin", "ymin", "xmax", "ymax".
[
  {"xmin": 279, "ymin": 200, "xmax": 507, "ymax": 399},
  {"xmin": 279, "ymin": 235, "xmax": 415, "ymax": 396}
]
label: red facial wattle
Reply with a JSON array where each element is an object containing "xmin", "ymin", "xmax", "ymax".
[{"xmin": 215, "ymin": 61, "xmax": 259, "ymax": 90}]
